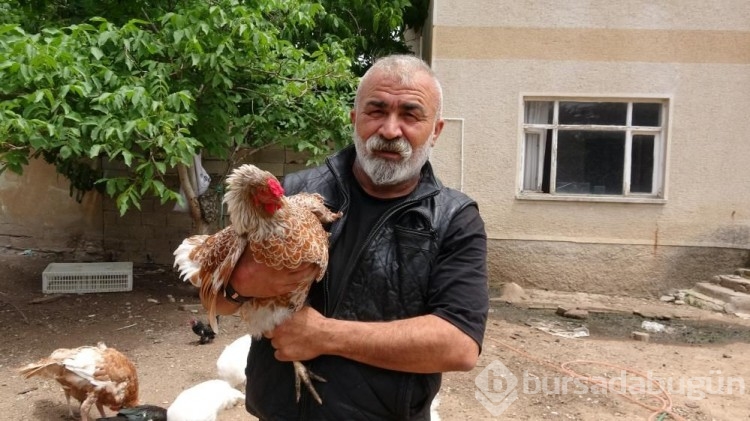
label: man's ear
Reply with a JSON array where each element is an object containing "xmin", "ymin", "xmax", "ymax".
[
  {"xmin": 350, "ymin": 109, "xmax": 356, "ymax": 124},
  {"xmin": 431, "ymin": 119, "xmax": 445, "ymax": 147}
]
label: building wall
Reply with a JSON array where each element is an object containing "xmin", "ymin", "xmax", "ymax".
[
  {"xmin": 428, "ymin": 0, "xmax": 750, "ymax": 296},
  {"xmin": 0, "ymin": 158, "xmax": 103, "ymax": 260}
]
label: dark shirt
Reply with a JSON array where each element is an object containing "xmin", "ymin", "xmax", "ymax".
[{"xmin": 324, "ymin": 181, "xmax": 408, "ymax": 316}]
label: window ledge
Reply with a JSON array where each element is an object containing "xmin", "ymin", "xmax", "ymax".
[{"xmin": 516, "ymin": 192, "xmax": 667, "ymax": 204}]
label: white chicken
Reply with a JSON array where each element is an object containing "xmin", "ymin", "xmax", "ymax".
[
  {"xmin": 166, "ymin": 379, "xmax": 245, "ymax": 421},
  {"xmin": 216, "ymin": 334, "xmax": 252, "ymax": 388}
]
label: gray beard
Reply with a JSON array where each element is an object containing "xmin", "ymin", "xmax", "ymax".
[{"xmin": 353, "ymin": 133, "xmax": 433, "ymax": 186}]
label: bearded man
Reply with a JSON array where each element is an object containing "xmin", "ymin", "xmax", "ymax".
[{"xmin": 216, "ymin": 54, "xmax": 489, "ymax": 420}]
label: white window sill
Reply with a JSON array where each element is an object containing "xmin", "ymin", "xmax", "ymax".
[{"xmin": 516, "ymin": 192, "xmax": 667, "ymax": 204}]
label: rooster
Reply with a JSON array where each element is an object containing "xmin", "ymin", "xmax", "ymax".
[
  {"xmin": 173, "ymin": 164, "xmax": 341, "ymax": 404},
  {"xmin": 19, "ymin": 342, "xmax": 139, "ymax": 421}
]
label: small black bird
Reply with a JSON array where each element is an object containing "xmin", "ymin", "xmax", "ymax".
[
  {"xmin": 96, "ymin": 404, "xmax": 167, "ymax": 420},
  {"xmin": 189, "ymin": 316, "xmax": 216, "ymax": 344}
]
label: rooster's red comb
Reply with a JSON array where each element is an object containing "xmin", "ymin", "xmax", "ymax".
[{"xmin": 267, "ymin": 177, "xmax": 284, "ymax": 197}]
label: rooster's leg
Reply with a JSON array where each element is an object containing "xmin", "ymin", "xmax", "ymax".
[
  {"xmin": 79, "ymin": 392, "xmax": 97, "ymax": 421},
  {"xmin": 63, "ymin": 389, "xmax": 75, "ymax": 419},
  {"xmin": 293, "ymin": 360, "xmax": 326, "ymax": 405},
  {"xmin": 95, "ymin": 401, "xmax": 106, "ymax": 418}
]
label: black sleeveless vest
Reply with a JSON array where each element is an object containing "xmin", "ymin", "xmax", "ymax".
[{"xmin": 245, "ymin": 146, "xmax": 477, "ymax": 420}]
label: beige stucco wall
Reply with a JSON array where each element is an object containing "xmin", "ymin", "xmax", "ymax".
[
  {"xmin": 428, "ymin": 0, "xmax": 750, "ymax": 296},
  {"xmin": 0, "ymin": 158, "xmax": 103, "ymax": 259}
]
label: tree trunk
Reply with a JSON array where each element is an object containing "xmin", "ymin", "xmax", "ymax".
[{"xmin": 176, "ymin": 163, "xmax": 208, "ymax": 234}]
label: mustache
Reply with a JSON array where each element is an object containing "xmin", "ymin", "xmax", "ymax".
[{"xmin": 366, "ymin": 136, "xmax": 412, "ymax": 156}]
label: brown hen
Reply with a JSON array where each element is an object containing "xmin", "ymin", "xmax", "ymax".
[
  {"xmin": 18, "ymin": 342, "xmax": 139, "ymax": 421},
  {"xmin": 173, "ymin": 164, "xmax": 341, "ymax": 404}
]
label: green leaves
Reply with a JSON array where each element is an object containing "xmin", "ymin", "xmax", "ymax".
[
  {"xmin": 90, "ymin": 46, "xmax": 104, "ymax": 60},
  {"xmin": 0, "ymin": 0, "xmax": 421, "ymax": 216},
  {"xmin": 0, "ymin": 15, "xmax": 202, "ymax": 213}
]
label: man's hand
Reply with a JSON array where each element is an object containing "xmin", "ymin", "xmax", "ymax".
[
  {"xmin": 265, "ymin": 306, "xmax": 328, "ymax": 362},
  {"xmin": 229, "ymin": 247, "xmax": 319, "ymax": 298},
  {"xmin": 213, "ymin": 248, "xmax": 319, "ymax": 316}
]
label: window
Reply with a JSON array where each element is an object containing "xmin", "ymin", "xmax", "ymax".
[{"xmin": 521, "ymin": 98, "xmax": 667, "ymax": 200}]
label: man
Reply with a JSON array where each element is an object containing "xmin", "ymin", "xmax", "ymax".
[{"xmin": 216, "ymin": 54, "xmax": 488, "ymax": 420}]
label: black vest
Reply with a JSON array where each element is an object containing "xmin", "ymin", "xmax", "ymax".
[{"xmin": 245, "ymin": 146, "xmax": 477, "ymax": 420}]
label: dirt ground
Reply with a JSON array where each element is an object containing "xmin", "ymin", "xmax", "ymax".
[{"xmin": 1, "ymin": 251, "xmax": 750, "ymax": 421}]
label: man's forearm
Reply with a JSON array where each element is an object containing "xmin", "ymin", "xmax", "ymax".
[{"xmin": 320, "ymin": 314, "xmax": 479, "ymax": 373}]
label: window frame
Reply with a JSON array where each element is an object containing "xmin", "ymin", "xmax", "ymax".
[{"xmin": 517, "ymin": 95, "xmax": 670, "ymax": 204}]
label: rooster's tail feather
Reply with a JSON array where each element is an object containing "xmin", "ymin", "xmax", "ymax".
[{"xmin": 173, "ymin": 235, "xmax": 209, "ymax": 287}]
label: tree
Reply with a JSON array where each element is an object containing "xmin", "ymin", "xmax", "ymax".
[
  {"xmin": 298, "ymin": 0, "xmax": 429, "ymax": 75},
  {"xmin": 0, "ymin": 0, "xmax": 428, "ymax": 233},
  {"xmin": 10, "ymin": 0, "xmax": 429, "ymax": 75},
  {"xmin": 0, "ymin": 0, "xmax": 356, "ymax": 233}
]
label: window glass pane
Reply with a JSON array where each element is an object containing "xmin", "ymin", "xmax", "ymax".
[
  {"xmin": 631, "ymin": 135, "xmax": 654, "ymax": 193},
  {"xmin": 632, "ymin": 103, "xmax": 661, "ymax": 127},
  {"xmin": 524, "ymin": 101, "xmax": 553, "ymax": 124},
  {"xmin": 523, "ymin": 130, "xmax": 552, "ymax": 192},
  {"xmin": 523, "ymin": 132, "xmax": 542, "ymax": 190},
  {"xmin": 559, "ymin": 102, "xmax": 627, "ymax": 125},
  {"xmin": 556, "ymin": 131, "xmax": 625, "ymax": 194}
]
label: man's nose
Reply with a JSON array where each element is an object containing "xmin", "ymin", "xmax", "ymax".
[{"xmin": 378, "ymin": 114, "xmax": 403, "ymax": 140}]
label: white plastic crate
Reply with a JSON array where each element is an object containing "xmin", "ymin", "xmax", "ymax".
[{"xmin": 42, "ymin": 262, "xmax": 133, "ymax": 294}]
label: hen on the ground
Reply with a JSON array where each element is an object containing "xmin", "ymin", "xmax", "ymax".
[
  {"xmin": 188, "ymin": 317, "xmax": 216, "ymax": 344},
  {"xmin": 19, "ymin": 342, "xmax": 139, "ymax": 421},
  {"xmin": 174, "ymin": 164, "xmax": 341, "ymax": 404}
]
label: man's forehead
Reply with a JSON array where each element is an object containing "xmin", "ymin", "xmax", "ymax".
[{"xmin": 359, "ymin": 73, "xmax": 436, "ymax": 111}]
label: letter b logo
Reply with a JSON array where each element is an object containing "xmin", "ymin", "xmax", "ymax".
[{"xmin": 475, "ymin": 360, "xmax": 518, "ymax": 416}]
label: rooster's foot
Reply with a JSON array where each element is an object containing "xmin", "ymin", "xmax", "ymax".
[{"xmin": 293, "ymin": 360, "xmax": 326, "ymax": 404}]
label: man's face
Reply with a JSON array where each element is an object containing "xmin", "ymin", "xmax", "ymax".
[{"xmin": 351, "ymin": 70, "xmax": 444, "ymax": 186}]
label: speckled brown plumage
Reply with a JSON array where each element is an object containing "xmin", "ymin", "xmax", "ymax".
[{"xmin": 173, "ymin": 164, "xmax": 341, "ymax": 404}]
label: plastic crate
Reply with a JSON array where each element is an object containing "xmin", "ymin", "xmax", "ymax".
[{"xmin": 42, "ymin": 262, "xmax": 133, "ymax": 294}]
